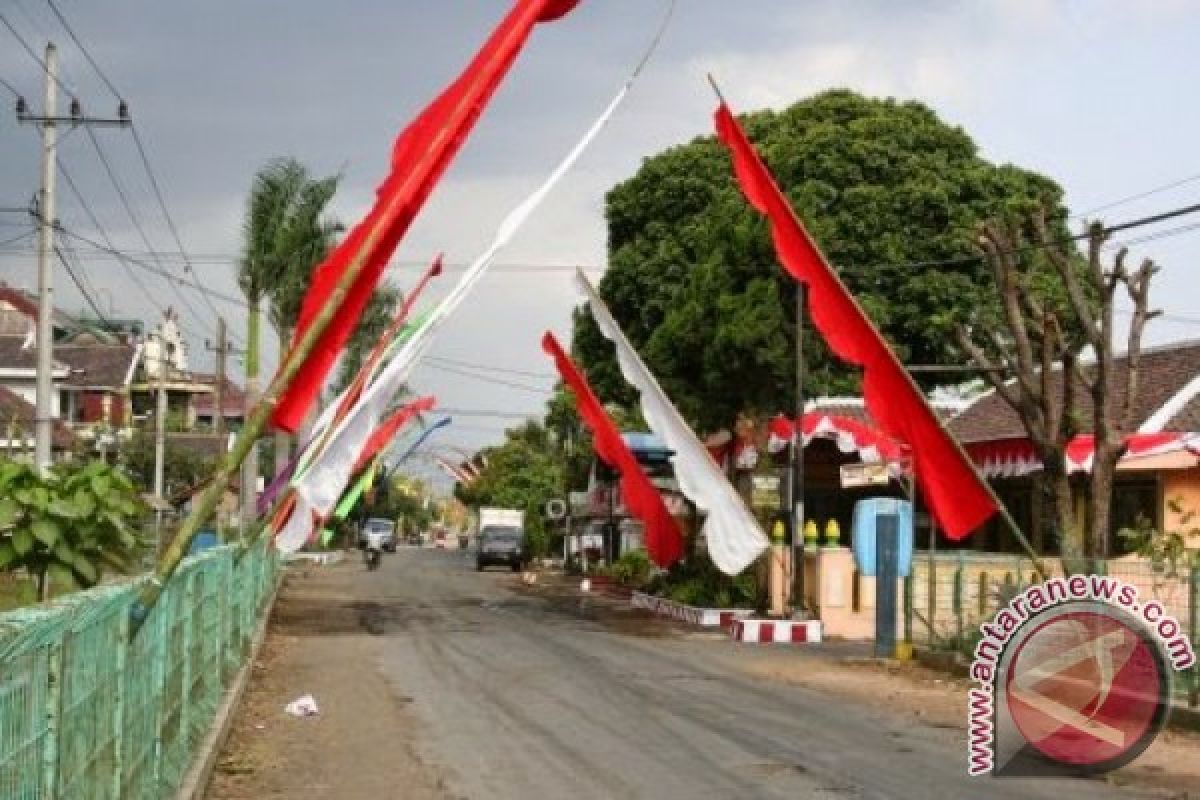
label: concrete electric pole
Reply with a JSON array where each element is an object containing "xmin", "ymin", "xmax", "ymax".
[{"xmin": 16, "ymin": 41, "xmax": 129, "ymax": 470}]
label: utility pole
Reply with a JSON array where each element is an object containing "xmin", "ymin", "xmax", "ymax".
[
  {"xmin": 204, "ymin": 317, "xmax": 237, "ymax": 437},
  {"xmin": 790, "ymin": 284, "xmax": 807, "ymax": 614},
  {"xmin": 17, "ymin": 42, "xmax": 130, "ymax": 471},
  {"xmin": 153, "ymin": 333, "xmax": 168, "ymax": 537}
]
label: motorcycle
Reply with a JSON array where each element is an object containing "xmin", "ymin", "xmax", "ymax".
[{"xmin": 363, "ymin": 530, "xmax": 386, "ymax": 570}]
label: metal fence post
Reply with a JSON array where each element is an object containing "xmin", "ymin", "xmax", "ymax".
[
  {"xmin": 954, "ymin": 552, "xmax": 965, "ymax": 645},
  {"xmin": 111, "ymin": 606, "xmax": 130, "ymax": 798},
  {"xmin": 40, "ymin": 635, "xmax": 64, "ymax": 798},
  {"xmin": 1190, "ymin": 563, "xmax": 1199, "ymax": 708}
]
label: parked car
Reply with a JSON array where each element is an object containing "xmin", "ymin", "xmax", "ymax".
[
  {"xmin": 476, "ymin": 525, "xmax": 524, "ymax": 572},
  {"xmin": 357, "ymin": 518, "xmax": 397, "ymax": 552}
]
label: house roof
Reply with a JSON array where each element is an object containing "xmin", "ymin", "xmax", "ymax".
[
  {"xmin": 0, "ymin": 386, "xmax": 75, "ymax": 448},
  {"xmin": 948, "ymin": 339, "xmax": 1200, "ymax": 443},
  {"xmin": 190, "ymin": 372, "xmax": 247, "ymax": 414},
  {"xmin": 0, "ymin": 284, "xmax": 85, "ymax": 337},
  {"xmin": 56, "ymin": 343, "xmax": 138, "ymax": 388},
  {"xmin": 0, "ymin": 335, "xmax": 39, "ymax": 370}
]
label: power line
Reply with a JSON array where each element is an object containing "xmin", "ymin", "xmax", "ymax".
[
  {"xmin": 55, "ymin": 242, "xmax": 113, "ymax": 329},
  {"xmin": 426, "ymin": 354, "xmax": 557, "ymax": 380},
  {"xmin": 42, "ymin": 0, "xmax": 121, "ymax": 100},
  {"xmin": 82, "ymin": 125, "xmax": 216, "ymax": 337},
  {"xmin": 0, "ymin": 229, "xmax": 36, "ymax": 248},
  {"xmin": 1079, "ymin": 172, "xmax": 1200, "ymax": 218},
  {"xmin": 0, "ymin": 10, "xmax": 73, "ymax": 97},
  {"xmin": 55, "ymin": 225, "xmax": 248, "ymax": 308},
  {"xmin": 0, "ymin": 74, "xmax": 21, "ymax": 98},
  {"xmin": 57, "ymin": 157, "xmax": 176, "ymax": 326},
  {"xmin": 418, "ymin": 361, "xmax": 554, "ymax": 395}
]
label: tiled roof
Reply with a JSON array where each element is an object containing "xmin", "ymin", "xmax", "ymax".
[
  {"xmin": 56, "ymin": 344, "xmax": 137, "ymax": 388},
  {"xmin": 0, "ymin": 336, "xmax": 135, "ymax": 389},
  {"xmin": 190, "ymin": 372, "xmax": 247, "ymax": 414},
  {"xmin": 0, "ymin": 284, "xmax": 84, "ymax": 335},
  {"xmin": 0, "ymin": 386, "xmax": 75, "ymax": 448},
  {"xmin": 948, "ymin": 339, "xmax": 1200, "ymax": 443}
]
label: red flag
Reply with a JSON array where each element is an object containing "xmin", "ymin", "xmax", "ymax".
[
  {"xmin": 541, "ymin": 332, "xmax": 683, "ymax": 567},
  {"xmin": 714, "ymin": 102, "xmax": 996, "ymax": 539},
  {"xmin": 351, "ymin": 396, "xmax": 436, "ymax": 474},
  {"xmin": 271, "ymin": 0, "xmax": 581, "ymax": 432}
]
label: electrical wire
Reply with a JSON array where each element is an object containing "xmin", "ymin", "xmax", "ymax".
[
  {"xmin": 0, "ymin": 10, "xmax": 73, "ymax": 97},
  {"xmin": 417, "ymin": 361, "xmax": 554, "ymax": 395},
  {"xmin": 58, "ymin": 158, "xmax": 176, "ymax": 324},
  {"xmin": 42, "ymin": 0, "xmax": 121, "ymax": 100},
  {"xmin": 55, "ymin": 225, "xmax": 248, "ymax": 307},
  {"xmin": 55, "ymin": 242, "xmax": 114, "ymax": 329},
  {"xmin": 82, "ymin": 125, "xmax": 216, "ymax": 336},
  {"xmin": 1079, "ymin": 173, "xmax": 1200, "ymax": 218},
  {"xmin": 426, "ymin": 354, "xmax": 556, "ymax": 380},
  {"xmin": 0, "ymin": 73, "xmax": 21, "ymax": 98},
  {"xmin": 0, "ymin": 230, "xmax": 36, "ymax": 248}
]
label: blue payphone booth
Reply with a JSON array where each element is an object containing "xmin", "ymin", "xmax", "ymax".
[{"xmin": 852, "ymin": 497, "xmax": 913, "ymax": 657}]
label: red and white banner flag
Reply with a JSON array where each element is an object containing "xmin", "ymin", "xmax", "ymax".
[
  {"xmin": 271, "ymin": 0, "xmax": 580, "ymax": 433},
  {"xmin": 542, "ymin": 331, "xmax": 684, "ymax": 568},
  {"xmin": 577, "ymin": 272, "xmax": 767, "ymax": 574},
  {"xmin": 715, "ymin": 101, "xmax": 996, "ymax": 539}
]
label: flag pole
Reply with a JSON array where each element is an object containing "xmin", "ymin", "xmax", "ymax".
[{"xmin": 705, "ymin": 74, "xmax": 1047, "ymax": 582}]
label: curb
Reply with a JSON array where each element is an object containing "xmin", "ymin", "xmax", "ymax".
[
  {"xmin": 176, "ymin": 575, "xmax": 282, "ymax": 800},
  {"xmin": 283, "ymin": 551, "xmax": 345, "ymax": 567},
  {"xmin": 730, "ymin": 617, "xmax": 823, "ymax": 644},
  {"xmin": 630, "ymin": 591, "xmax": 753, "ymax": 628}
]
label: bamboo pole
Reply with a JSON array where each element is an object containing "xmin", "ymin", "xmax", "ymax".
[
  {"xmin": 130, "ymin": 10, "xmax": 535, "ymax": 633},
  {"xmin": 707, "ymin": 73, "xmax": 1047, "ymax": 581}
]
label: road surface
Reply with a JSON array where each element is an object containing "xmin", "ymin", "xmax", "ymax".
[{"xmin": 349, "ymin": 548, "xmax": 1154, "ymax": 800}]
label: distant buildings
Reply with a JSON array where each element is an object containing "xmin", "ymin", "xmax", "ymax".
[{"xmin": 0, "ymin": 282, "xmax": 246, "ymax": 462}]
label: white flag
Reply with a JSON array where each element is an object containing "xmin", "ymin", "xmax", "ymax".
[
  {"xmin": 288, "ymin": 83, "xmax": 634, "ymax": 522},
  {"xmin": 577, "ymin": 270, "xmax": 769, "ymax": 575}
]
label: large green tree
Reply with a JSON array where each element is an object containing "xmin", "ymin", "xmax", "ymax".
[
  {"xmin": 573, "ymin": 90, "xmax": 1070, "ymax": 431},
  {"xmin": 455, "ymin": 421, "xmax": 565, "ymax": 557}
]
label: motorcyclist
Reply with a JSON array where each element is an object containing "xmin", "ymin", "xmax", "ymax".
[{"xmin": 363, "ymin": 529, "xmax": 387, "ymax": 569}]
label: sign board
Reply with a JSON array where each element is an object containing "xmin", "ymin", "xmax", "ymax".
[
  {"xmin": 750, "ymin": 474, "xmax": 781, "ymax": 510},
  {"xmin": 544, "ymin": 498, "xmax": 567, "ymax": 520},
  {"xmin": 839, "ymin": 462, "xmax": 890, "ymax": 489}
]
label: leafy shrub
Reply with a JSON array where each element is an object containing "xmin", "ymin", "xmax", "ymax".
[
  {"xmin": 608, "ymin": 549, "xmax": 654, "ymax": 588},
  {"xmin": 0, "ymin": 460, "xmax": 148, "ymax": 599},
  {"xmin": 647, "ymin": 556, "xmax": 758, "ymax": 608}
]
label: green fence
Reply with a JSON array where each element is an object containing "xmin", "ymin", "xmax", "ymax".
[
  {"xmin": 0, "ymin": 540, "xmax": 279, "ymax": 799},
  {"xmin": 907, "ymin": 551, "xmax": 1199, "ymax": 707}
]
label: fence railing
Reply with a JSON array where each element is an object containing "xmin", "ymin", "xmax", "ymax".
[
  {"xmin": 905, "ymin": 550, "xmax": 1199, "ymax": 707},
  {"xmin": 0, "ymin": 540, "xmax": 279, "ymax": 799}
]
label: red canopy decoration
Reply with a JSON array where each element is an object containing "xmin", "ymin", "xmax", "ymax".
[
  {"xmin": 715, "ymin": 102, "xmax": 997, "ymax": 540},
  {"xmin": 541, "ymin": 332, "xmax": 683, "ymax": 568},
  {"xmin": 272, "ymin": 0, "xmax": 581, "ymax": 433},
  {"xmin": 967, "ymin": 433, "xmax": 1200, "ymax": 478}
]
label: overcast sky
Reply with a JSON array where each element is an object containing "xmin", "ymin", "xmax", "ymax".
[{"xmin": 2, "ymin": 0, "xmax": 1199, "ymax": 487}]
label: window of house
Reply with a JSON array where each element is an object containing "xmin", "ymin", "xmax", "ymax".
[{"xmin": 1111, "ymin": 477, "xmax": 1159, "ymax": 556}]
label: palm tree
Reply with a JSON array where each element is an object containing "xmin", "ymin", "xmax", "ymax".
[{"xmin": 238, "ymin": 158, "xmax": 340, "ymax": 528}]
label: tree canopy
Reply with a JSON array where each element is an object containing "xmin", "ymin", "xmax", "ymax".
[{"xmin": 572, "ymin": 90, "xmax": 1070, "ymax": 431}]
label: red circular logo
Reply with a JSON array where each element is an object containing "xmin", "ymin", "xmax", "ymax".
[{"xmin": 1004, "ymin": 606, "xmax": 1169, "ymax": 771}]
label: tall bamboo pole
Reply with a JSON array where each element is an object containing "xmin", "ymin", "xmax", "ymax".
[
  {"xmin": 131, "ymin": 6, "xmax": 540, "ymax": 631},
  {"xmin": 707, "ymin": 74, "xmax": 1047, "ymax": 581}
]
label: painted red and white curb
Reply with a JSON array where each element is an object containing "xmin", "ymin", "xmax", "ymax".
[
  {"xmin": 630, "ymin": 591, "xmax": 753, "ymax": 628},
  {"xmin": 729, "ymin": 617, "xmax": 823, "ymax": 644}
]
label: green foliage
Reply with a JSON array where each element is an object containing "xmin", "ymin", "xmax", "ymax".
[
  {"xmin": 455, "ymin": 421, "xmax": 565, "ymax": 548},
  {"xmin": 0, "ymin": 460, "xmax": 148, "ymax": 597},
  {"xmin": 1118, "ymin": 497, "xmax": 1200, "ymax": 579},
  {"xmin": 122, "ymin": 433, "xmax": 218, "ymax": 500},
  {"xmin": 573, "ymin": 90, "xmax": 1069, "ymax": 431},
  {"xmin": 605, "ymin": 549, "xmax": 655, "ymax": 588},
  {"xmin": 239, "ymin": 157, "xmax": 341, "ymax": 318},
  {"xmin": 646, "ymin": 556, "xmax": 758, "ymax": 608}
]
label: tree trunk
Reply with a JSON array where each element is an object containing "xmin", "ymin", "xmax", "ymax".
[
  {"xmin": 273, "ymin": 328, "xmax": 293, "ymax": 479},
  {"xmin": 241, "ymin": 295, "xmax": 261, "ymax": 536}
]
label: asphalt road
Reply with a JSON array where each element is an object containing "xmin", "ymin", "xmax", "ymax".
[{"xmin": 360, "ymin": 548, "xmax": 1151, "ymax": 800}]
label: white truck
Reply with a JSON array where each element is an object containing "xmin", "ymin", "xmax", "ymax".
[{"xmin": 475, "ymin": 507, "xmax": 526, "ymax": 571}]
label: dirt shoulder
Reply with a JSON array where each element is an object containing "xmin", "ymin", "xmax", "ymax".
[{"xmin": 205, "ymin": 560, "xmax": 451, "ymax": 800}]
